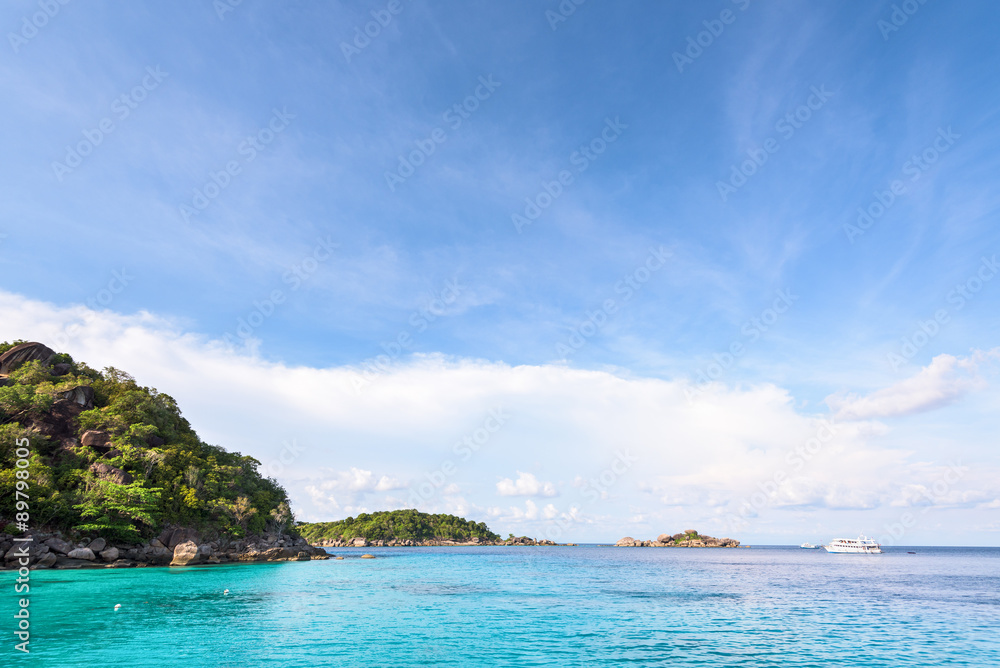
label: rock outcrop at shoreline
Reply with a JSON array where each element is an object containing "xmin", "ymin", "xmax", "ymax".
[
  {"xmin": 615, "ymin": 530, "xmax": 740, "ymax": 548},
  {"xmin": 1, "ymin": 526, "xmax": 330, "ymax": 570}
]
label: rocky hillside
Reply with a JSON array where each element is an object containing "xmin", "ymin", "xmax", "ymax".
[
  {"xmin": 615, "ymin": 529, "xmax": 741, "ymax": 548},
  {"xmin": 0, "ymin": 340, "xmax": 328, "ymax": 569}
]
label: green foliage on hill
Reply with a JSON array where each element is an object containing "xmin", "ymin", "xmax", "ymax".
[
  {"xmin": 298, "ymin": 509, "xmax": 500, "ymax": 543},
  {"xmin": 0, "ymin": 342, "xmax": 292, "ymax": 543}
]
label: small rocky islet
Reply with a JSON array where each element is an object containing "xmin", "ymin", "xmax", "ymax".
[{"xmin": 615, "ymin": 530, "xmax": 741, "ymax": 548}]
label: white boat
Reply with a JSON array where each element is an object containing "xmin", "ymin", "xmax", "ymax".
[
  {"xmin": 799, "ymin": 542, "xmax": 821, "ymax": 549},
  {"xmin": 823, "ymin": 534, "xmax": 882, "ymax": 554}
]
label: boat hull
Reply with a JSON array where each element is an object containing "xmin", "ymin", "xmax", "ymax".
[
  {"xmin": 823, "ymin": 545, "xmax": 882, "ymax": 554},
  {"xmin": 824, "ymin": 535, "xmax": 883, "ymax": 554}
]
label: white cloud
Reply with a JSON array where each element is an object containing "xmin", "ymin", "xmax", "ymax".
[
  {"xmin": 509, "ymin": 499, "xmax": 538, "ymax": 520},
  {"xmin": 2, "ymin": 289, "xmax": 998, "ymax": 541},
  {"xmin": 302, "ymin": 467, "xmax": 404, "ymax": 510},
  {"xmin": 826, "ymin": 351, "xmax": 997, "ymax": 421},
  {"xmin": 496, "ymin": 471, "xmax": 557, "ymax": 497}
]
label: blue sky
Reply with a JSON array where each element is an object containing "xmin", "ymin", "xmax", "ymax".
[{"xmin": 2, "ymin": 0, "xmax": 999, "ymax": 544}]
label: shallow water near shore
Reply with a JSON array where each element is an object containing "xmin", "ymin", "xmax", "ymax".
[{"xmin": 8, "ymin": 545, "xmax": 999, "ymax": 666}]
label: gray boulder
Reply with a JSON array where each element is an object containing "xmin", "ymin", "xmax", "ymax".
[
  {"xmin": 146, "ymin": 546, "xmax": 172, "ymax": 564},
  {"xmin": 99, "ymin": 547, "xmax": 120, "ymax": 562},
  {"xmin": 170, "ymin": 541, "xmax": 203, "ymax": 566},
  {"xmin": 88, "ymin": 537, "xmax": 107, "ymax": 552},
  {"xmin": 35, "ymin": 552, "xmax": 58, "ymax": 569},
  {"xmin": 165, "ymin": 528, "xmax": 201, "ymax": 549},
  {"xmin": 0, "ymin": 342, "xmax": 56, "ymax": 374},
  {"xmin": 80, "ymin": 430, "xmax": 112, "ymax": 451},
  {"xmin": 67, "ymin": 547, "xmax": 96, "ymax": 561},
  {"xmin": 61, "ymin": 386, "xmax": 95, "ymax": 408},
  {"xmin": 44, "ymin": 537, "xmax": 73, "ymax": 555},
  {"xmin": 88, "ymin": 462, "xmax": 133, "ymax": 485}
]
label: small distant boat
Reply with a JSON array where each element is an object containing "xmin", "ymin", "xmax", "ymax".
[
  {"xmin": 800, "ymin": 543, "xmax": 822, "ymax": 549},
  {"xmin": 823, "ymin": 534, "xmax": 882, "ymax": 554}
]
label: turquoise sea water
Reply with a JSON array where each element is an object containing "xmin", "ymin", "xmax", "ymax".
[{"xmin": 6, "ymin": 545, "xmax": 999, "ymax": 666}]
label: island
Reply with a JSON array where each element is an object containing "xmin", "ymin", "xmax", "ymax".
[
  {"xmin": 299, "ymin": 509, "xmax": 557, "ymax": 547},
  {"xmin": 615, "ymin": 529, "xmax": 741, "ymax": 547},
  {"xmin": 0, "ymin": 341, "xmax": 327, "ymax": 569}
]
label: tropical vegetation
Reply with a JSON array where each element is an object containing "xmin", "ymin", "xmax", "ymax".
[
  {"xmin": 298, "ymin": 509, "xmax": 500, "ymax": 543},
  {"xmin": 0, "ymin": 340, "xmax": 293, "ymax": 543}
]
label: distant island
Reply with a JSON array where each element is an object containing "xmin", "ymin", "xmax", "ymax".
[
  {"xmin": 1, "ymin": 339, "xmax": 738, "ymax": 571},
  {"xmin": 0, "ymin": 341, "xmax": 327, "ymax": 569},
  {"xmin": 615, "ymin": 530, "xmax": 741, "ymax": 548},
  {"xmin": 299, "ymin": 509, "xmax": 556, "ymax": 547}
]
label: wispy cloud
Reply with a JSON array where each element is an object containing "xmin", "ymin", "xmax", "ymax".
[{"xmin": 826, "ymin": 350, "xmax": 997, "ymax": 421}]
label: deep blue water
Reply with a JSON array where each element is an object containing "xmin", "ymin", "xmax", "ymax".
[{"xmin": 6, "ymin": 545, "xmax": 999, "ymax": 666}]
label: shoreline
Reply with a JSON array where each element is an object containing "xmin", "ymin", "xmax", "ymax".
[{"xmin": 1, "ymin": 527, "xmax": 330, "ymax": 571}]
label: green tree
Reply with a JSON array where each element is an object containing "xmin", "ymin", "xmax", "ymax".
[{"xmin": 75, "ymin": 480, "xmax": 162, "ymax": 543}]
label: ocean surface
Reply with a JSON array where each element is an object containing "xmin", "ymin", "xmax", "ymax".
[{"xmin": 8, "ymin": 545, "xmax": 999, "ymax": 666}]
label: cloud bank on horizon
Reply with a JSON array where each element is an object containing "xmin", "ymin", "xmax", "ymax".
[
  {"xmin": 1, "ymin": 291, "xmax": 997, "ymax": 544},
  {"xmin": 1, "ymin": 1, "xmax": 999, "ymax": 543}
]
